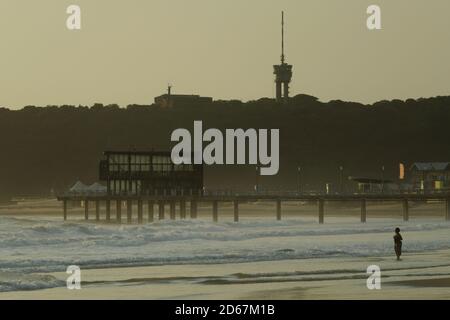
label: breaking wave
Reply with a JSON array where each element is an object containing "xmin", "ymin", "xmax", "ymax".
[{"xmin": 0, "ymin": 215, "xmax": 449, "ymax": 291}]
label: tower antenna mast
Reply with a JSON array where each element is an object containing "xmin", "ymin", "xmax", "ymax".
[
  {"xmin": 273, "ymin": 10, "xmax": 292, "ymax": 103},
  {"xmin": 281, "ymin": 11, "xmax": 285, "ymax": 64}
]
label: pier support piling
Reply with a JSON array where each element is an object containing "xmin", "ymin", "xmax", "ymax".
[
  {"xmin": 106, "ymin": 200, "xmax": 111, "ymax": 221},
  {"xmin": 402, "ymin": 199, "xmax": 409, "ymax": 221},
  {"xmin": 361, "ymin": 199, "xmax": 367, "ymax": 223},
  {"xmin": 63, "ymin": 200, "xmax": 67, "ymax": 221},
  {"xmin": 159, "ymin": 201, "xmax": 165, "ymax": 220},
  {"xmin": 318, "ymin": 199, "xmax": 324, "ymax": 224},
  {"xmin": 116, "ymin": 200, "xmax": 122, "ymax": 223},
  {"xmin": 148, "ymin": 200, "xmax": 154, "ymax": 223},
  {"xmin": 95, "ymin": 200, "xmax": 100, "ymax": 221},
  {"xmin": 170, "ymin": 201, "xmax": 176, "ymax": 220},
  {"xmin": 84, "ymin": 200, "xmax": 89, "ymax": 220},
  {"xmin": 180, "ymin": 200, "xmax": 186, "ymax": 219},
  {"xmin": 276, "ymin": 199, "xmax": 282, "ymax": 221},
  {"xmin": 212, "ymin": 200, "xmax": 218, "ymax": 222},
  {"xmin": 137, "ymin": 199, "xmax": 143, "ymax": 224},
  {"xmin": 190, "ymin": 200, "xmax": 198, "ymax": 219},
  {"xmin": 234, "ymin": 200, "xmax": 239, "ymax": 222},
  {"xmin": 446, "ymin": 199, "xmax": 450, "ymax": 221},
  {"xmin": 127, "ymin": 200, "xmax": 132, "ymax": 224}
]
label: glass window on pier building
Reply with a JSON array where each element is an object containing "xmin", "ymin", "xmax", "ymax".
[{"xmin": 99, "ymin": 151, "xmax": 203, "ymax": 196}]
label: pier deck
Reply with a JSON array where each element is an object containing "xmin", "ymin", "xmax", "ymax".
[{"xmin": 57, "ymin": 193, "xmax": 450, "ymax": 224}]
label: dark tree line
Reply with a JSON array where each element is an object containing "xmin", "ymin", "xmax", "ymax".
[{"xmin": 1, "ymin": 94, "xmax": 450, "ymax": 197}]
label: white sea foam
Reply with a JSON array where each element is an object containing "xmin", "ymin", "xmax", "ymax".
[
  {"xmin": 0, "ymin": 271, "xmax": 65, "ymax": 292},
  {"xmin": 0, "ymin": 215, "xmax": 449, "ymax": 292}
]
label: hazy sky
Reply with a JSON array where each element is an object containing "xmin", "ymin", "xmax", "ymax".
[{"xmin": 0, "ymin": 0, "xmax": 449, "ymax": 109}]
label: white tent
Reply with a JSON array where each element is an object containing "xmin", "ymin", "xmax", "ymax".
[
  {"xmin": 87, "ymin": 182, "xmax": 107, "ymax": 194},
  {"xmin": 69, "ymin": 181, "xmax": 89, "ymax": 194}
]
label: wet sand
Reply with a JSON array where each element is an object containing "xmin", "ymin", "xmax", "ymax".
[
  {"xmin": 0, "ymin": 249, "xmax": 449, "ymax": 300},
  {"xmin": 391, "ymin": 277, "xmax": 450, "ymax": 288}
]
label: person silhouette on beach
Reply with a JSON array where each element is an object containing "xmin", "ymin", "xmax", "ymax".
[{"xmin": 393, "ymin": 227, "xmax": 403, "ymax": 261}]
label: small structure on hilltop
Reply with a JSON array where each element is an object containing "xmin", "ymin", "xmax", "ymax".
[{"xmin": 154, "ymin": 85, "xmax": 212, "ymax": 108}]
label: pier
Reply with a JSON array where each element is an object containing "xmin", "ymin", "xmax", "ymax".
[
  {"xmin": 59, "ymin": 151, "xmax": 450, "ymax": 224},
  {"xmin": 57, "ymin": 193, "xmax": 450, "ymax": 224}
]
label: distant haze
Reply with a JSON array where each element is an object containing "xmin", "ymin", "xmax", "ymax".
[{"xmin": 0, "ymin": 0, "xmax": 449, "ymax": 109}]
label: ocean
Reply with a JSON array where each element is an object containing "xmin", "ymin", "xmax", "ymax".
[{"xmin": 1, "ymin": 215, "xmax": 449, "ymax": 292}]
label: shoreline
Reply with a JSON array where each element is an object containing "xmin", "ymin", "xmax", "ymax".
[{"xmin": 1, "ymin": 249, "xmax": 449, "ymax": 300}]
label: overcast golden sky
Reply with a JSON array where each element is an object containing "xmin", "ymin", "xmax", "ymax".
[{"xmin": 0, "ymin": 0, "xmax": 449, "ymax": 109}]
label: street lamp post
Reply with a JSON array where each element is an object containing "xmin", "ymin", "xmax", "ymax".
[{"xmin": 255, "ymin": 166, "xmax": 259, "ymax": 194}]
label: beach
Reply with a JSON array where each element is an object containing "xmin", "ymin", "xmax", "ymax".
[{"xmin": 0, "ymin": 198, "xmax": 449, "ymax": 299}]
